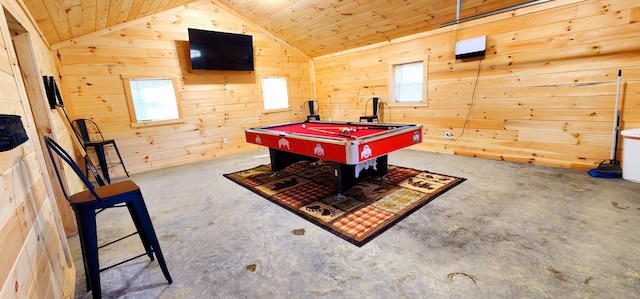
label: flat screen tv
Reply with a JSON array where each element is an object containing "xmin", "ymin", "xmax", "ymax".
[{"xmin": 188, "ymin": 28, "xmax": 254, "ymax": 71}]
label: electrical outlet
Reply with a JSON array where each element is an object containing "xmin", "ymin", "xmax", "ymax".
[
  {"xmin": 445, "ymin": 132, "xmax": 451, "ymax": 139},
  {"xmin": 223, "ymin": 138, "xmax": 228, "ymax": 144}
]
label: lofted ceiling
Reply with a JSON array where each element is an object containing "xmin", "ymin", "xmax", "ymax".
[{"xmin": 22, "ymin": 0, "xmax": 531, "ymax": 57}]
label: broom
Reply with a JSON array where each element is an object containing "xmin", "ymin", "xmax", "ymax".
[{"xmin": 589, "ymin": 69, "xmax": 623, "ymax": 178}]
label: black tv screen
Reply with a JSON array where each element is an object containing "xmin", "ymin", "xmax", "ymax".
[{"xmin": 188, "ymin": 28, "xmax": 254, "ymax": 71}]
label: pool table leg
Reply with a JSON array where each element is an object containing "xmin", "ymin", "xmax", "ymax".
[
  {"xmin": 331, "ymin": 155, "xmax": 388, "ymax": 194},
  {"xmin": 269, "ymin": 148, "xmax": 318, "ymax": 172}
]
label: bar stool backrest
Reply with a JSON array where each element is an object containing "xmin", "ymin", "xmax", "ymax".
[
  {"xmin": 305, "ymin": 100, "xmax": 320, "ymax": 120},
  {"xmin": 44, "ymin": 136, "xmax": 103, "ymax": 201},
  {"xmin": 72, "ymin": 119, "xmax": 104, "ymax": 145}
]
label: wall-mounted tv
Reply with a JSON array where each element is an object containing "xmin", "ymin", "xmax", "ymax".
[{"xmin": 188, "ymin": 28, "xmax": 254, "ymax": 71}]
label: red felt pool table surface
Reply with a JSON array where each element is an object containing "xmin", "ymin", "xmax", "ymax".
[
  {"xmin": 269, "ymin": 122, "xmax": 390, "ymax": 139},
  {"xmin": 245, "ymin": 121, "xmax": 422, "ymax": 165}
]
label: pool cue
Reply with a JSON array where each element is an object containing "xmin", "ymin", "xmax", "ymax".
[{"xmin": 55, "ymin": 105, "xmax": 106, "ymax": 185}]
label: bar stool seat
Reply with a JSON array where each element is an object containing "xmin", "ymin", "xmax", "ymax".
[{"xmin": 44, "ymin": 136, "xmax": 172, "ymax": 298}]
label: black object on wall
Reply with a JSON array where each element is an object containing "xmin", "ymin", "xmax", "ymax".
[
  {"xmin": 188, "ymin": 28, "xmax": 254, "ymax": 71},
  {"xmin": 43, "ymin": 75, "xmax": 64, "ymax": 109},
  {"xmin": 0, "ymin": 114, "xmax": 29, "ymax": 152}
]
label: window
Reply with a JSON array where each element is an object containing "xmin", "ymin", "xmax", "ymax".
[
  {"xmin": 388, "ymin": 55, "xmax": 428, "ymax": 106},
  {"xmin": 395, "ymin": 62, "xmax": 423, "ymax": 102},
  {"xmin": 123, "ymin": 77, "xmax": 182, "ymax": 126},
  {"xmin": 261, "ymin": 76, "xmax": 290, "ymax": 111}
]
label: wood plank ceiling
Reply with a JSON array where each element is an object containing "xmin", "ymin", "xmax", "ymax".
[{"xmin": 23, "ymin": 0, "xmax": 531, "ymax": 57}]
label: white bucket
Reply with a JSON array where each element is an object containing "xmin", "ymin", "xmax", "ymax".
[{"xmin": 621, "ymin": 128, "xmax": 640, "ymax": 183}]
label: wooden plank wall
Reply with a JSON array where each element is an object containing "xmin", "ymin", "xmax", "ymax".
[
  {"xmin": 55, "ymin": 0, "xmax": 313, "ymax": 176},
  {"xmin": 0, "ymin": 0, "xmax": 74, "ymax": 297},
  {"xmin": 313, "ymin": 0, "xmax": 640, "ymax": 170}
]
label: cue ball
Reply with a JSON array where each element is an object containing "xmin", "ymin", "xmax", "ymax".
[{"xmin": 302, "ymin": 124, "xmax": 306, "ymax": 128}]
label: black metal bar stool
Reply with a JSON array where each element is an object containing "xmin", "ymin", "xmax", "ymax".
[
  {"xmin": 304, "ymin": 100, "xmax": 320, "ymax": 121},
  {"xmin": 44, "ymin": 136, "xmax": 172, "ymax": 298},
  {"xmin": 72, "ymin": 118, "xmax": 129, "ymax": 183},
  {"xmin": 359, "ymin": 97, "xmax": 380, "ymax": 122}
]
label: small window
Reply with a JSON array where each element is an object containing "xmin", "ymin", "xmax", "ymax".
[
  {"xmin": 395, "ymin": 62, "xmax": 423, "ymax": 102},
  {"xmin": 261, "ymin": 76, "xmax": 290, "ymax": 111},
  {"xmin": 123, "ymin": 77, "xmax": 182, "ymax": 126},
  {"xmin": 388, "ymin": 57, "xmax": 428, "ymax": 106}
]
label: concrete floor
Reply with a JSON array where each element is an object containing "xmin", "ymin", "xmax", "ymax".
[{"xmin": 70, "ymin": 149, "xmax": 640, "ymax": 298}]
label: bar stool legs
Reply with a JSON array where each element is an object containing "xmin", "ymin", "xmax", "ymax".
[
  {"xmin": 73, "ymin": 194, "xmax": 172, "ymax": 299},
  {"xmin": 87, "ymin": 140, "xmax": 129, "ymax": 184},
  {"xmin": 129, "ymin": 197, "xmax": 173, "ymax": 283}
]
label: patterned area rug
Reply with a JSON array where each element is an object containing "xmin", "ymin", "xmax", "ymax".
[{"xmin": 224, "ymin": 161, "xmax": 465, "ymax": 247}]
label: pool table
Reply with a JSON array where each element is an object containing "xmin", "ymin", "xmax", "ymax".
[{"xmin": 245, "ymin": 120, "xmax": 423, "ymax": 195}]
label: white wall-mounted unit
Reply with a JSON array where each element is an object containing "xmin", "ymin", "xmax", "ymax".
[{"xmin": 455, "ymin": 36, "xmax": 486, "ymax": 59}]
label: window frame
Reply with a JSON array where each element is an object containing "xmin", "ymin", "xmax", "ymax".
[
  {"xmin": 122, "ymin": 76, "xmax": 183, "ymax": 127},
  {"xmin": 388, "ymin": 54, "xmax": 429, "ymax": 107}
]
